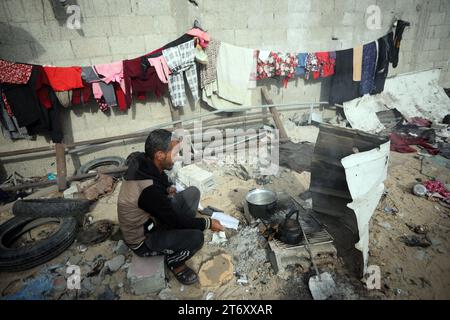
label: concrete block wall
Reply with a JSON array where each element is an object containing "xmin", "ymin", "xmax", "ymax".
[{"xmin": 0, "ymin": 0, "xmax": 449, "ymax": 178}]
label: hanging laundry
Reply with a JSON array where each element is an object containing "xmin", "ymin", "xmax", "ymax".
[
  {"xmin": 186, "ymin": 28, "xmax": 210, "ymax": 49},
  {"xmin": 391, "ymin": 20, "xmax": 410, "ymax": 68},
  {"xmin": 216, "ymin": 42, "xmax": 255, "ymax": 104},
  {"xmin": 373, "ymin": 32, "xmax": 394, "ymax": 94},
  {"xmin": 82, "ymin": 66, "xmax": 117, "ymax": 111},
  {"xmin": 0, "ymin": 60, "xmax": 33, "ymax": 85},
  {"xmin": 71, "ymin": 83, "xmax": 92, "ymax": 106},
  {"xmin": 305, "ymin": 53, "xmax": 320, "ymax": 80},
  {"xmin": 1, "ymin": 66, "xmax": 63, "ymax": 143},
  {"xmin": 353, "ymin": 45, "xmax": 363, "ymax": 81},
  {"xmin": 202, "ymin": 43, "xmax": 254, "ymax": 110},
  {"xmin": 163, "ymin": 40, "xmax": 198, "ymax": 108},
  {"xmin": 317, "ymin": 51, "xmax": 335, "ymax": 78},
  {"xmin": 94, "ymin": 61, "xmax": 127, "ymax": 107},
  {"xmin": 194, "ymin": 43, "xmax": 208, "ymax": 65},
  {"xmin": 360, "ymin": 42, "xmax": 378, "ymax": 95},
  {"xmin": 329, "ymin": 48, "xmax": 361, "ymax": 106},
  {"xmin": 0, "ymin": 87, "xmax": 34, "ymax": 141},
  {"xmin": 199, "ymin": 39, "xmax": 221, "ymax": 89},
  {"xmin": 257, "ymin": 51, "xmax": 298, "ymax": 87},
  {"xmin": 124, "ymin": 56, "xmax": 167, "ymax": 105},
  {"xmin": 147, "ymin": 56, "xmax": 171, "ymax": 84},
  {"xmin": 295, "ymin": 53, "xmax": 308, "ymax": 77},
  {"xmin": 248, "ymin": 50, "xmax": 258, "ymax": 89},
  {"xmin": 43, "ymin": 66, "xmax": 84, "ymax": 92}
]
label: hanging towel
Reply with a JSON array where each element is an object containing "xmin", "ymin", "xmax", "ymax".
[
  {"xmin": 216, "ymin": 42, "xmax": 255, "ymax": 104},
  {"xmin": 353, "ymin": 45, "xmax": 363, "ymax": 81},
  {"xmin": 163, "ymin": 40, "xmax": 198, "ymax": 108}
]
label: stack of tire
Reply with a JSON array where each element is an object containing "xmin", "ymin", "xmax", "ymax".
[{"xmin": 0, "ymin": 199, "xmax": 92, "ymax": 272}]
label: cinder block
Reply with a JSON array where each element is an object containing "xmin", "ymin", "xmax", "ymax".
[
  {"xmin": 80, "ymin": 17, "xmax": 114, "ymax": 38},
  {"xmin": 117, "ymin": 15, "xmax": 156, "ymax": 36},
  {"xmin": 424, "ymin": 38, "xmax": 440, "ymax": 51},
  {"xmin": 210, "ymin": 29, "xmax": 235, "ymax": 44},
  {"xmin": 131, "ymin": 0, "xmax": 171, "ymax": 16},
  {"xmin": 377, "ymin": 0, "xmax": 396, "ymax": 12},
  {"xmin": 334, "ymin": 0, "xmax": 356, "ymax": 12},
  {"xmin": 177, "ymin": 164, "xmax": 215, "ymax": 194},
  {"xmin": 310, "ymin": 0, "xmax": 334, "ymax": 12},
  {"xmin": 433, "ymin": 25, "xmax": 450, "ymax": 39},
  {"xmin": 288, "ymin": 0, "xmax": 312, "ymax": 12},
  {"xmin": 261, "ymin": 0, "xmax": 288, "ymax": 13},
  {"xmin": 5, "ymin": 0, "xmax": 27, "ymax": 23},
  {"xmin": 23, "ymin": 0, "xmax": 44, "ymax": 22},
  {"xmin": 145, "ymin": 33, "xmax": 176, "ymax": 52},
  {"xmin": 108, "ymin": 36, "xmax": 146, "ymax": 55},
  {"xmin": 429, "ymin": 12, "xmax": 446, "ymax": 26},
  {"xmin": 152, "ymin": 16, "xmax": 177, "ymax": 34},
  {"xmin": 235, "ymin": 29, "xmax": 262, "ymax": 46},
  {"xmin": 35, "ymin": 40, "xmax": 75, "ymax": 62},
  {"xmin": 127, "ymin": 255, "xmax": 166, "ymax": 296},
  {"xmin": 71, "ymin": 37, "xmax": 110, "ymax": 58}
]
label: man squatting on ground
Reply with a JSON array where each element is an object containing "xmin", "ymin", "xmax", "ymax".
[{"xmin": 117, "ymin": 129, "xmax": 224, "ymax": 285}]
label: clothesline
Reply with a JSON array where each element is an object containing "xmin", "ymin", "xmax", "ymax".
[{"xmin": 0, "ymin": 20, "xmax": 409, "ymax": 144}]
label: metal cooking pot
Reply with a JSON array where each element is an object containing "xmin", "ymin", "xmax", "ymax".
[
  {"xmin": 277, "ymin": 209, "xmax": 304, "ymax": 245},
  {"xmin": 245, "ymin": 189, "xmax": 277, "ymax": 219}
]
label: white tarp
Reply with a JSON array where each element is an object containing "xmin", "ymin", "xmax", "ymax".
[
  {"xmin": 343, "ymin": 94, "xmax": 387, "ymax": 133},
  {"xmin": 383, "ymin": 69, "xmax": 450, "ymax": 123},
  {"xmin": 341, "ymin": 141, "xmax": 390, "ymax": 274},
  {"xmin": 343, "ymin": 69, "xmax": 450, "ymax": 132}
]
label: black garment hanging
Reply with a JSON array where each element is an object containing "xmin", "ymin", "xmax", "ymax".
[
  {"xmin": 329, "ymin": 48, "xmax": 361, "ymax": 106},
  {"xmin": 2, "ymin": 66, "xmax": 63, "ymax": 143},
  {"xmin": 391, "ymin": 20, "xmax": 410, "ymax": 68},
  {"xmin": 373, "ymin": 32, "xmax": 394, "ymax": 95}
]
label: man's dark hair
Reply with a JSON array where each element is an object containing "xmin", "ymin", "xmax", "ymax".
[{"xmin": 145, "ymin": 129, "xmax": 172, "ymax": 159}]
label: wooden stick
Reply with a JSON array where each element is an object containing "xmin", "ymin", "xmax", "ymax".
[
  {"xmin": 261, "ymin": 88, "xmax": 289, "ymax": 141},
  {"xmin": 55, "ymin": 143, "xmax": 67, "ymax": 191}
]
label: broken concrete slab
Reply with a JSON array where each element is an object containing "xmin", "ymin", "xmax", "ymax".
[
  {"xmin": 198, "ymin": 253, "xmax": 234, "ymax": 287},
  {"xmin": 127, "ymin": 254, "xmax": 166, "ymax": 295}
]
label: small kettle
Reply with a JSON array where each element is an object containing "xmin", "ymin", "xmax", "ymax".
[{"xmin": 277, "ymin": 209, "xmax": 304, "ymax": 245}]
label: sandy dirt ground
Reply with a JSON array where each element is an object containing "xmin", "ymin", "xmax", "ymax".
[{"xmin": 0, "ymin": 151, "xmax": 449, "ymax": 300}]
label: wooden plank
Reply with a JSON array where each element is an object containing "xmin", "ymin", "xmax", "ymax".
[
  {"xmin": 261, "ymin": 88, "xmax": 289, "ymax": 141},
  {"xmin": 55, "ymin": 143, "xmax": 67, "ymax": 191}
]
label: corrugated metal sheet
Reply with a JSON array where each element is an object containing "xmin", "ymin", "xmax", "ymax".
[{"xmin": 310, "ymin": 124, "xmax": 389, "ymax": 276}]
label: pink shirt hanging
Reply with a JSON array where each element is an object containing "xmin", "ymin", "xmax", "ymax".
[
  {"xmin": 148, "ymin": 56, "xmax": 171, "ymax": 84},
  {"xmin": 186, "ymin": 28, "xmax": 210, "ymax": 48},
  {"xmin": 94, "ymin": 61, "xmax": 126, "ymax": 97}
]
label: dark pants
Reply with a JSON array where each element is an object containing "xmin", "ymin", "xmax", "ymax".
[{"xmin": 133, "ymin": 187, "xmax": 204, "ymax": 269}]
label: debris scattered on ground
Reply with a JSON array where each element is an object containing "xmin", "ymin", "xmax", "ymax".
[
  {"xmin": 76, "ymin": 219, "xmax": 114, "ymax": 245},
  {"xmin": 104, "ymin": 255, "xmax": 125, "ymax": 273},
  {"xmin": 399, "ymin": 235, "xmax": 432, "ymax": 248},
  {"xmin": 209, "ymin": 231, "xmax": 227, "ymax": 246}
]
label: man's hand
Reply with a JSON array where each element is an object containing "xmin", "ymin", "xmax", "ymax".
[
  {"xmin": 167, "ymin": 186, "xmax": 177, "ymax": 196},
  {"xmin": 210, "ymin": 219, "xmax": 224, "ymax": 232}
]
